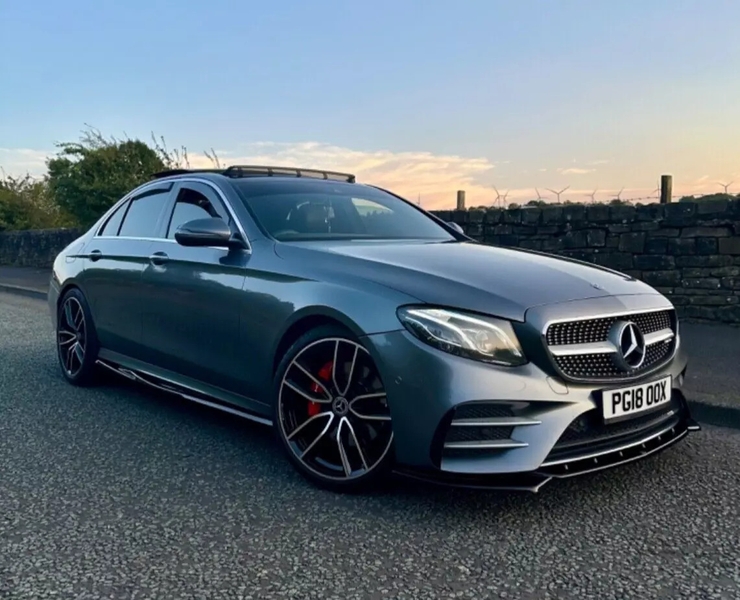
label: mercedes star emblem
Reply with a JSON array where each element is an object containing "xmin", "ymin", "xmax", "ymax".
[{"xmin": 609, "ymin": 320, "xmax": 647, "ymax": 371}]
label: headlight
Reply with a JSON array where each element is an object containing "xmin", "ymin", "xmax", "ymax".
[{"xmin": 396, "ymin": 307, "xmax": 527, "ymax": 366}]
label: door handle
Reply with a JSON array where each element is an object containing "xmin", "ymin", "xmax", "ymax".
[
  {"xmin": 88, "ymin": 250, "xmax": 103, "ymax": 261},
  {"xmin": 149, "ymin": 251, "xmax": 169, "ymax": 266}
]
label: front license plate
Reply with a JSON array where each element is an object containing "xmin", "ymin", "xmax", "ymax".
[{"xmin": 602, "ymin": 375, "xmax": 672, "ymax": 421}]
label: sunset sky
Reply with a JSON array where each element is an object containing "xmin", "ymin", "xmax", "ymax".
[{"xmin": 1, "ymin": 0, "xmax": 739, "ymax": 209}]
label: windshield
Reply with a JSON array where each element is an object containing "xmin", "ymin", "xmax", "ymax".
[{"xmin": 232, "ymin": 179, "xmax": 455, "ymax": 242}]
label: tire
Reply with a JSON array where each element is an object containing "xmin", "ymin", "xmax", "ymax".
[
  {"xmin": 56, "ymin": 288, "xmax": 101, "ymax": 387},
  {"xmin": 273, "ymin": 324, "xmax": 395, "ymax": 493}
]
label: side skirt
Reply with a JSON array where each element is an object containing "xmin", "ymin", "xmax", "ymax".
[{"xmin": 95, "ymin": 354, "xmax": 273, "ymax": 428}]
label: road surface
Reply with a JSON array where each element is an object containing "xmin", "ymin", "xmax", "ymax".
[{"xmin": 1, "ymin": 292, "xmax": 738, "ymax": 599}]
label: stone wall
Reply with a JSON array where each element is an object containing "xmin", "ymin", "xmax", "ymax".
[
  {"xmin": 0, "ymin": 228, "xmax": 83, "ymax": 268},
  {"xmin": 431, "ymin": 198, "xmax": 740, "ymax": 324}
]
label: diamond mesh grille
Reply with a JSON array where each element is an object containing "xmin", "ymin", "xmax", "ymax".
[
  {"xmin": 553, "ymin": 341, "xmax": 673, "ymax": 380},
  {"xmin": 544, "ymin": 309, "xmax": 676, "ymax": 381},
  {"xmin": 546, "ymin": 310, "xmax": 672, "ymax": 346}
]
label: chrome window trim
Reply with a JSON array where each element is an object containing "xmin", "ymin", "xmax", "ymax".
[
  {"xmin": 93, "ymin": 177, "xmax": 252, "ymax": 253},
  {"xmin": 95, "ymin": 236, "xmax": 176, "ymax": 242}
]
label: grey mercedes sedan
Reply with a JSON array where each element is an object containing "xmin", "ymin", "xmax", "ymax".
[{"xmin": 48, "ymin": 166, "xmax": 700, "ymax": 492}]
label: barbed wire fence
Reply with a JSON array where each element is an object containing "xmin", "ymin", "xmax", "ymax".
[{"xmin": 457, "ymin": 176, "xmax": 737, "ymax": 210}]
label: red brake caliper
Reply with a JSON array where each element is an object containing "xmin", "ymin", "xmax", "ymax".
[{"xmin": 308, "ymin": 361, "xmax": 333, "ymax": 416}]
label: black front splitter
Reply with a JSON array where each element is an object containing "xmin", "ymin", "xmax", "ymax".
[{"xmin": 392, "ymin": 416, "xmax": 700, "ymax": 493}]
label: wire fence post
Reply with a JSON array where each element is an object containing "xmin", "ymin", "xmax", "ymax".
[
  {"xmin": 660, "ymin": 175, "xmax": 673, "ymax": 204},
  {"xmin": 456, "ymin": 190, "xmax": 466, "ymax": 210}
]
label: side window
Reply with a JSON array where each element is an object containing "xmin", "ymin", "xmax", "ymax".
[
  {"xmin": 118, "ymin": 190, "xmax": 171, "ymax": 238},
  {"xmin": 98, "ymin": 201, "xmax": 128, "ymax": 236},
  {"xmin": 165, "ymin": 184, "xmax": 230, "ymax": 239}
]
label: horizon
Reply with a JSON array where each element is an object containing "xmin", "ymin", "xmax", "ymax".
[{"xmin": 2, "ymin": 0, "xmax": 739, "ymax": 209}]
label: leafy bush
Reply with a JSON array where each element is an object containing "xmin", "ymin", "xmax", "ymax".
[
  {"xmin": 0, "ymin": 172, "xmax": 75, "ymax": 232},
  {"xmin": 0, "ymin": 126, "xmax": 222, "ymax": 232},
  {"xmin": 46, "ymin": 128, "xmax": 167, "ymax": 229}
]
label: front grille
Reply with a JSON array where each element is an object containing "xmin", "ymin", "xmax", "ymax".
[
  {"xmin": 546, "ymin": 310, "xmax": 672, "ymax": 346},
  {"xmin": 544, "ymin": 309, "xmax": 677, "ymax": 382}
]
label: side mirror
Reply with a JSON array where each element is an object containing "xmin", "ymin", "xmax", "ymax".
[
  {"xmin": 447, "ymin": 221, "xmax": 465, "ymax": 234},
  {"xmin": 175, "ymin": 217, "xmax": 244, "ymax": 249}
]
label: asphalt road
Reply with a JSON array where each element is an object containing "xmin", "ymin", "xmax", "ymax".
[{"xmin": 1, "ymin": 292, "xmax": 739, "ymax": 600}]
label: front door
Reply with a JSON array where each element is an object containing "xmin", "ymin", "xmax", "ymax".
[
  {"xmin": 140, "ymin": 181, "xmax": 251, "ymax": 397},
  {"xmin": 79, "ymin": 183, "xmax": 173, "ymax": 358}
]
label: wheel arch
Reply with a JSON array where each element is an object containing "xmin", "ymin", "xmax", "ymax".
[
  {"xmin": 57, "ymin": 281, "xmax": 85, "ymax": 308},
  {"xmin": 271, "ymin": 306, "xmax": 365, "ymax": 375},
  {"xmin": 54, "ymin": 280, "xmax": 101, "ymax": 333}
]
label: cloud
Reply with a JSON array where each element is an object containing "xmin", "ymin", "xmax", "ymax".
[
  {"xmin": 0, "ymin": 148, "xmax": 50, "ymax": 176},
  {"xmin": 2, "ymin": 142, "xmax": 735, "ymax": 209},
  {"xmin": 557, "ymin": 167, "xmax": 595, "ymax": 175},
  {"xmin": 186, "ymin": 141, "xmax": 496, "ymax": 209},
  {"xmin": 0, "ymin": 141, "xmax": 496, "ymax": 209},
  {"xmin": 588, "ymin": 159, "xmax": 610, "ymax": 165}
]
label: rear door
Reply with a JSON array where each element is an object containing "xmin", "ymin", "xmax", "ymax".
[
  {"xmin": 79, "ymin": 182, "xmax": 174, "ymax": 358},
  {"xmin": 139, "ymin": 180, "xmax": 252, "ymax": 396}
]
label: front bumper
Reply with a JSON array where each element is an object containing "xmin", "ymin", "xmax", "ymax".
[{"xmin": 363, "ymin": 325, "xmax": 698, "ymax": 490}]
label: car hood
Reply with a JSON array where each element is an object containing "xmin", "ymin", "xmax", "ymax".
[{"xmin": 276, "ymin": 240, "xmax": 659, "ymax": 322}]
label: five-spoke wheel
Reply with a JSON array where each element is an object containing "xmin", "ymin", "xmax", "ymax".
[
  {"xmin": 56, "ymin": 288, "xmax": 100, "ymax": 386},
  {"xmin": 275, "ymin": 326, "xmax": 394, "ymax": 490},
  {"xmin": 58, "ymin": 296, "xmax": 87, "ymax": 377}
]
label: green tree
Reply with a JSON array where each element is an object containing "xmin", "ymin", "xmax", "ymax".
[
  {"xmin": 47, "ymin": 128, "xmax": 166, "ymax": 228},
  {"xmin": 0, "ymin": 172, "xmax": 76, "ymax": 232}
]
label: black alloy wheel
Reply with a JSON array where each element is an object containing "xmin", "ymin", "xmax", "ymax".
[
  {"xmin": 274, "ymin": 325, "xmax": 394, "ymax": 492},
  {"xmin": 56, "ymin": 288, "xmax": 100, "ymax": 386}
]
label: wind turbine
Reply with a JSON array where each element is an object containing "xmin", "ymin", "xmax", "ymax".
[
  {"xmin": 492, "ymin": 186, "xmax": 509, "ymax": 208},
  {"xmin": 545, "ymin": 185, "xmax": 570, "ymax": 204}
]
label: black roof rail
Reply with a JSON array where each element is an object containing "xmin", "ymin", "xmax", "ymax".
[
  {"xmin": 150, "ymin": 165, "xmax": 356, "ymax": 183},
  {"xmin": 223, "ymin": 165, "xmax": 356, "ymax": 183},
  {"xmin": 151, "ymin": 168, "xmax": 223, "ymax": 179}
]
